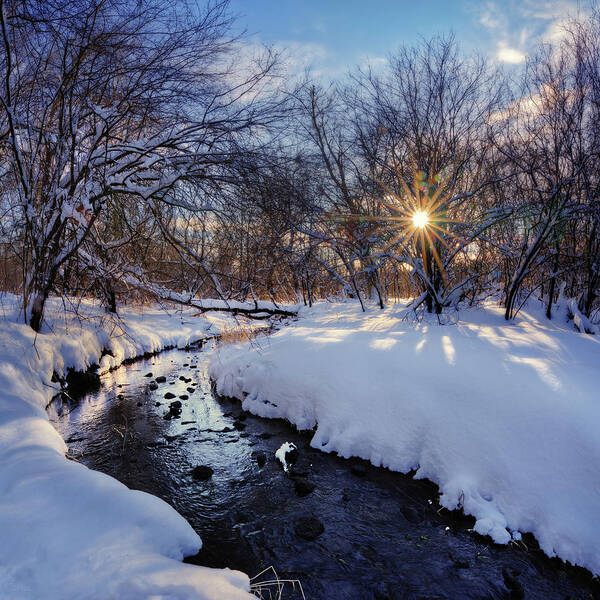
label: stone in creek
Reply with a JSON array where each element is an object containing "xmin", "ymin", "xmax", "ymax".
[
  {"xmin": 155, "ymin": 376, "xmax": 166, "ymax": 383},
  {"xmin": 65, "ymin": 435, "xmax": 85, "ymax": 444},
  {"xmin": 293, "ymin": 478, "xmax": 316, "ymax": 497},
  {"xmin": 179, "ymin": 376, "xmax": 186, "ymax": 381},
  {"xmin": 169, "ymin": 381, "xmax": 175, "ymax": 385},
  {"xmin": 189, "ymin": 365, "xmax": 197, "ymax": 369},
  {"xmin": 181, "ymin": 420, "xmax": 196, "ymax": 425},
  {"xmin": 144, "ymin": 372, "xmax": 153, "ymax": 377},
  {"xmin": 239, "ymin": 432, "xmax": 250, "ymax": 438},
  {"xmin": 255, "ymin": 452, "xmax": 267, "ymax": 468},
  {"xmin": 191, "ymin": 465, "xmax": 214, "ymax": 480},
  {"xmin": 502, "ymin": 568, "xmax": 524, "ymax": 599},
  {"xmin": 137, "ymin": 401, "xmax": 143, "ymax": 407},
  {"xmin": 401, "ymin": 506, "xmax": 424, "ymax": 524},
  {"xmin": 155, "ymin": 402, "xmax": 161, "ymax": 407},
  {"xmin": 233, "ymin": 420, "xmax": 246, "ymax": 431},
  {"xmin": 183, "ymin": 363, "xmax": 189, "ymax": 367},
  {"xmin": 186, "ymin": 387, "xmax": 195, "ymax": 393},
  {"xmin": 285, "ymin": 445, "xmax": 299, "ymax": 466},
  {"xmin": 148, "ymin": 383, "xmax": 158, "ymax": 391},
  {"xmin": 164, "ymin": 392, "xmax": 176, "ymax": 399},
  {"xmin": 117, "ymin": 394, "xmax": 124, "ymax": 400},
  {"xmin": 294, "ymin": 517, "xmax": 324, "ymax": 541},
  {"xmin": 169, "ymin": 400, "xmax": 182, "ymax": 409},
  {"xmin": 179, "ymin": 394, "xmax": 189, "ymax": 400}
]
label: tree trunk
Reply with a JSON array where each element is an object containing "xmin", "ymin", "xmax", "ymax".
[{"xmin": 29, "ymin": 291, "xmax": 48, "ymax": 333}]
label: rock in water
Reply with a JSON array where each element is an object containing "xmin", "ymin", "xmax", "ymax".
[
  {"xmin": 191, "ymin": 465, "xmax": 214, "ymax": 480},
  {"xmin": 164, "ymin": 392, "xmax": 176, "ymax": 399},
  {"xmin": 294, "ymin": 517, "xmax": 324, "ymax": 541},
  {"xmin": 294, "ymin": 478, "xmax": 315, "ymax": 497},
  {"xmin": 155, "ymin": 376, "xmax": 166, "ymax": 383},
  {"xmin": 65, "ymin": 369, "xmax": 101, "ymax": 398},
  {"xmin": 502, "ymin": 568, "xmax": 524, "ymax": 599},
  {"xmin": 401, "ymin": 506, "xmax": 423, "ymax": 524}
]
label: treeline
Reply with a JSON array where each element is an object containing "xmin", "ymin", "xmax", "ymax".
[{"xmin": 0, "ymin": 0, "xmax": 599, "ymax": 330}]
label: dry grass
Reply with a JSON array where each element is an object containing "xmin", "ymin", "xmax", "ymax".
[
  {"xmin": 250, "ymin": 566, "xmax": 306, "ymax": 600},
  {"xmin": 218, "ymin": 325, "xmax": 263, "ymax": 346}
]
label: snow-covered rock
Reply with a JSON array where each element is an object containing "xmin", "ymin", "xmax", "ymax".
[{"xmin": 275, "ymin": 442, "xmax": 298, "ymax": 472}]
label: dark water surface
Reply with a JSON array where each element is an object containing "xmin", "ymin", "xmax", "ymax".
[{"xmin": 49, "ymin": 342, "xmax": 599, "ymax": 600}]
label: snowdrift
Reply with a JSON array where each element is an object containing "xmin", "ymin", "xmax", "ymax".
[
  {"xmin": 0, "ymin": 296, "xmax": 253, "ymax": 599},
  {"xmin": 210, "ymin": 301, "xmax": 600, "ymax": 575}
]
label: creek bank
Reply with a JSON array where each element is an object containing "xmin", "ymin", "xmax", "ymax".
[{"xmin": 50, "ymin": 344, "xmax": 600, "ymax": 600}]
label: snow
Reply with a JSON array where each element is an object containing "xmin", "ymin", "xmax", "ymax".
[
  {"xmin": 275, "ymin": 442, "xmax": 297, "ymax": 472},
  {"xmin": 0, "ymin": 295, "xmax": 254, "ymax": 599},
  {"xmin": 210, "ymin": 300, "xmax": 600, "ymax": 575}
]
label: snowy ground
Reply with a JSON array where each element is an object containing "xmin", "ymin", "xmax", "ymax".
[
  {"xmin": 0, "ymin": 294, "xmax": 266, "ymax": 599},
  {"xmin": 210, "ymin": 300, "xmax": 600, "ymax": 576}
]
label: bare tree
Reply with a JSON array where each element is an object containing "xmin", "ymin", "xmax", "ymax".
[{"xmin": 0, "ymin": 0, "xmax": 281, "ymax": 330}]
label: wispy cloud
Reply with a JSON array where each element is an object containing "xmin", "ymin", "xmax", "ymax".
[
  {"xmin": 478, "ymin": 1, "xmax": 506, "ymax": 30},
  {"xmin": 469, "ymin": 0, "xmax": 586, "ymax": 65}
]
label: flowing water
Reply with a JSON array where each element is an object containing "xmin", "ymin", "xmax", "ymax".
[{"xmin": 49, "ymin": 341, "xmax": 599, "ymax": 600}]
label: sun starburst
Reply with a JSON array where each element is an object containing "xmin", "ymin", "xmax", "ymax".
[{"xmin": 328, "ymin": 167, "xmax": 462, "ymax": 282}]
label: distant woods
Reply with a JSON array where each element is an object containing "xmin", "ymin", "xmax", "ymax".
[{"xmin": 0, "ymin": 0, "xmax": 599, "ymax": 329}]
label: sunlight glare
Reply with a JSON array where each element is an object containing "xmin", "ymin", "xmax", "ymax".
[{"xmin": 412, "ymin": 210, "xmax": 429, "ymax": 229}]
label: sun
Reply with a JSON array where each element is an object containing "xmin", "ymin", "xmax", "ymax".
[
  {"xmin": 412, "ymin": 210, "xmax": 429, "ymax": 229},
  {"xmin": 328, "ymin": 167, "xmax": 460, "ymax": 283}
]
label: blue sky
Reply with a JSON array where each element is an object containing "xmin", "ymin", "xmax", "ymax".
[{"xmin": 228, "ymin": 0, "xmax": 587, "ymax": 78}]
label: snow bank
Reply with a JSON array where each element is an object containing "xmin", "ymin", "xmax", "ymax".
[
  {"xmin": 210, "ymin": 301, "xmax": 600, "ymax": 575},
  {"xmin": 0, "ymin": 295, "xmax": 253, "ymax": 599}
]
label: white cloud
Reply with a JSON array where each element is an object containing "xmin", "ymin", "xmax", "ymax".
[
  {"xmin": 496, "ymin": 43, "xmax": 526, "ymax": 64},
  {"xmin": 469, "ymin": 0, "xmax": 587, "ymax": 66}
]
